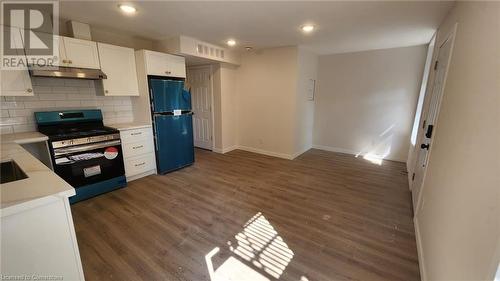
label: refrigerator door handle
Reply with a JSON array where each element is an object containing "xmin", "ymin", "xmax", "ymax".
[
  {"xmin": 153, "ymin": 119, "xmax": 159, "ymax": 152},
  {"xmin": 149, "ymin": 88, "xmax": 154, "ymax": 112}
]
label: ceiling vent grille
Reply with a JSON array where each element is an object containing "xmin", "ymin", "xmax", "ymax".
[{"xmin": 197, "ymin": 43, "xmax": 224, "ymax": 59}]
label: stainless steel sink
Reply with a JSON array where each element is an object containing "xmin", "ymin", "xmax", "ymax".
[{"xmin": 0, "ymin": 160, "xmax": 28, "ymax": 184}]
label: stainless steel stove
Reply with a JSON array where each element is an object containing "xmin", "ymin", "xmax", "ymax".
[{"xmin": 36, "ymin": 109, "xmax": 126, "ymax": 203}]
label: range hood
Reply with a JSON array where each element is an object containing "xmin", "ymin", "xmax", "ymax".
[{"xmin": 29, "ymin": 66, "xmax": 107, "ymax": 80}]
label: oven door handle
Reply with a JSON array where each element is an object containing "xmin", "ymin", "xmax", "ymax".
[{"xmin": 53, "ymin": 140, "xmax": 121, "ymax": 156}]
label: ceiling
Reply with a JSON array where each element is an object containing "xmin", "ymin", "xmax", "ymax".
[{"xmin": 59, "ymin": 1, "xmax": 454, "ymax": 55}]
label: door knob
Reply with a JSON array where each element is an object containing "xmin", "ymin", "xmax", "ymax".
[{"xmin": 420, "ymin": 143, "xmax": 430, "ymax": 150}]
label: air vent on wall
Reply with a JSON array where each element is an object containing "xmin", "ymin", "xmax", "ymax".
[
  {"xmin": 154, "ymin": 35, "xmax": 239, "ymax": 65},
  {"xmin": 197, "ymin": 43, "xmax": 225, "ymax": 60}
]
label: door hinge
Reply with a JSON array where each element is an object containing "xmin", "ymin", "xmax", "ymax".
[
  {"xmin": 434, "ymin": 60, "xmax": 439, "ymax": 70},
  {"xmin": 422, "ymin": 119, "xmax": 426, "ymax": 130},
  {"xmin": 412, "ymin": 173, "xmax": 416, "ymax": 181}
]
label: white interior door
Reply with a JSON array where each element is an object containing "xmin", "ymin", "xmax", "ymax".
[
  {"xmin": 412, "ymin": 30, "xmax": 456, "ymax": 213},
  {"xmin": 187, "ymin": 66, "xmax": 213, "ymax": 150}
]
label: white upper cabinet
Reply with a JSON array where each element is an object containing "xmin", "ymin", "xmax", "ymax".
[
  {"xmin": 22, "ymin": 32, "xmax": 99, "ymax": 69},
  {"xmin": 1, "ymin": 26, "xmax": 34, "ymax": 96},
  {"xmin": 61, "ymin": 37, "xmax": 100, "ymax": 69},
  {"xmin": 97, "ymin": 43, "xmax": 139, "ymax": 96},
  {"xmin": 144, "ymin": 50, "xmax": 186, "ymax": 78}
]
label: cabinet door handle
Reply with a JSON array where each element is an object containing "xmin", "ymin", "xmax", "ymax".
[
  {"xmin": 135, "ymin": 162, "xmax": 146, "ymax": 167},
  {"xmin": 165, "ymin": 71, "xmax": 171, "ymax": 75},
  {"xmin": 132, "ymin": 145, "xmax": 143, "ymax": 149},
  {"xmin": 131, "ymin": 132, "xmax": 142, "ymax": 136},
  {"xmin": 105, "ymin": 90, "xmax": 109, "ymax": 94},
  {"xmin": 26, "ymin": 88, "xmax": 33, "ymax": 93},
  {"xmin": 68, "ymin": 60, "xmax": 73, "ymax": 64},
  {"xmin": 62, "ymin": 59, "xmax": 68, "ymax": 63}
]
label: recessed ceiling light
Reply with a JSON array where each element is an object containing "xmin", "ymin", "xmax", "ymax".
[
  {"xmin": 119, "ymin": 4, "xmax": 137, "ymax": 14},
  {"xmin": 226, "ymin": 39, "xmax": 236, "ymax": 47},
  {"xmin": 301, "ymin": 24, "xmax": 315, "ymax": 33}
]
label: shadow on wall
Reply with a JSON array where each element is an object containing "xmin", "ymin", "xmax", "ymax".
[
  {"xmin": 205, "ymin": 212, "xmax": 311, "ymax": 281},
  {"xmin": 355, "ymin": 124, "xmax": 395, "ymax": 165}
]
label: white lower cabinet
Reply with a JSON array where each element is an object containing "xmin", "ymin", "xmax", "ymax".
[
  {"xmin": 118, "ymin": 125, "xmax": 156, "ymax": 181},
  {"xmin": 1, "ymin": 197, "xmax": 84, "ymax": 280},
  {"xmin": 125, "ymin": 154, "xmax": 156, "ymax": 177}
]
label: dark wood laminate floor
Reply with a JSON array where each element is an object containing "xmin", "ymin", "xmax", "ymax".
[{"xmin": 71, "ymin": 149, "xmax": 420, "ymax": 281}]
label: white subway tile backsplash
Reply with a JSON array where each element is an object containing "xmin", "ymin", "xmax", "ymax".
[
  {"xmin": 114, "ymin": 105, "xmax": 132, "ymax": 112},
  {"xmin": 102, "ymin": 99, "xmax": 118, "ymax": 106},
  {"xmin": 80, "ymin": 100, "xmax": 102, "ymax": 107},
  {"xmin": 38, "ymin": 93, "xmax": 67, "ymax": 100},
  {"xmin": 32, "ymin": 77, "xmax": 65, "ymax": 87},
  {"xmin": 0, "ymin": 77, "xmax": 134, "ymax": 134},
  {"xmin": 100, "ymin": 105, "xmax": 116, "ymax": 112},
  {"xmin": 33, "ymin": 86, "xmax": 52, "ymax": 94},
  {"xmin": 0, "ymin": 126, "xmax": 13, "ymax": 134},
  {"xmin": 24, "ymin": 101, "xmax": 55, "ymax": 108},
  {"xmin": 55, "ymin": 100, "xmax": 81, "ymax": 108},
  {"xmin": 64, "ymin": 79, "xmax": 93, "ymax": 88},
  {"xmin": 8, "ymin": 109, "xmax": 34, "ymax": 117},
  {"xmin": 52, "ymin": 86, "xmax": 79, "ymax": 94},
  {"xmin": 0, "ymin": 116, "xmax": 27, "ymax": 125},
  {"xmin": 1, "ymin": 101, "xmax": 24, "ymax": 109},
  {"xmin": 13, "ymin": 123, "xmax": 37, "ymax": 133}
]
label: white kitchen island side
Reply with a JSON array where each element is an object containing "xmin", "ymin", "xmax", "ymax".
[{"xmin": 1, "ymin": 132, "xmax": 84, "ymax": 280}]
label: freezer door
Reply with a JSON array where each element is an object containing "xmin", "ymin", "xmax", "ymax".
[
  {"xmin": 154, "ymin": 114, "xmax": 194, "ymax": 174},
  {"xmin": 149, "ymin": 78, "xmax": 191, "ymax": 112}
]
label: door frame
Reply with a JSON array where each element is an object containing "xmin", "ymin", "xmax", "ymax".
[
  {"xmin": 186, "ymin": 64, "xmax": 215, "ymax": 151},
  {"xmin": 412, "ymin": 24, "xmax": 458, "ymax": 215}
]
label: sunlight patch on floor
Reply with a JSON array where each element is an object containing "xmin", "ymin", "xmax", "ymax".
[{"xmin": 205, "ymin": 212, "xmax": 295, "ymax": 280}]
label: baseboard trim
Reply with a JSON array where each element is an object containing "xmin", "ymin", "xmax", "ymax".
[
  {"xmin": 312, "ymin": 144, "xmax": 359, "ymax": 155},
  {"xmin": 291, "ymin": 146, "xmax": 312, "ymax": 159},
  {"xmin": 312, "ymin": 144, "xmax": 406, "ymax": 163},
  {"xmin": 212, "ymin": 147, "xmax": 223, "ymax": 153},
  {"xmin": 212, "ymin": 145, "xmax": 238, "ymax": 154},
  {"xmin": 237, "ymin": 145, "xmax": 294, "ymax": 160},
  {"xmin": 414, "ymin": 216, "xmax": 427, "ymax": 281},
  {"xmin": 213, "ymin": 145, "xmax": 239, "ymax": 154}
]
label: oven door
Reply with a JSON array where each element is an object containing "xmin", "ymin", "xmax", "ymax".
[{"xmin": 52, "ymin": 140, "xmax": 125, "ymax": 188}]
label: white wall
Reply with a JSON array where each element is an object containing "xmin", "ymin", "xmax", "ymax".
[
  {"xmin": 212, "ymin": 64, "xmax": 238, "ymax": 153},
  {"xmin": 0, "ymin": 78, "xmax": 133, "ymax": 134},
  {"xmin": 59, "ymin": 20, "xmax": 154, "ymax": 50},
  {"xmin": 415, "ymin": 2, "xmax": 500, "ymax": 280},
  {"xmin": 294, "ymin": 48, "xmax": 318, "ymax": 157},
  {"xmin": 235, "ymin": 47, "xmax": 299, "ymax": 159},
  {"xmin": 313, "ymin": 45, "xmax": 427, "ymax": 162}
]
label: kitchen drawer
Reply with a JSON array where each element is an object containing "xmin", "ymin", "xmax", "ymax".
[
  {"xmin": 120, "ymin": 127, "xmax": 152, "ymax": 144},
  {"xmin": 124, "ymin": 153, "xmax": 156, "ymax": 177},
  {"xmin": 123, "ymin": 138, "xmax": 154, "ymax": 159}
]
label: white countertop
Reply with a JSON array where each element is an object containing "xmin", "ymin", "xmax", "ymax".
[
  {"xmin": 0, "ymin": 132, "xmax": 75, "ymax": 216},
  {"xmin": 108, "ymin": 122, "xmax": 152, "ymax": 131}
]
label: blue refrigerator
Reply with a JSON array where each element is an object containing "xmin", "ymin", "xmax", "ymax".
[{"xmin": 149, "ymin": 77, "xmax": 194, "ymax": 174}]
